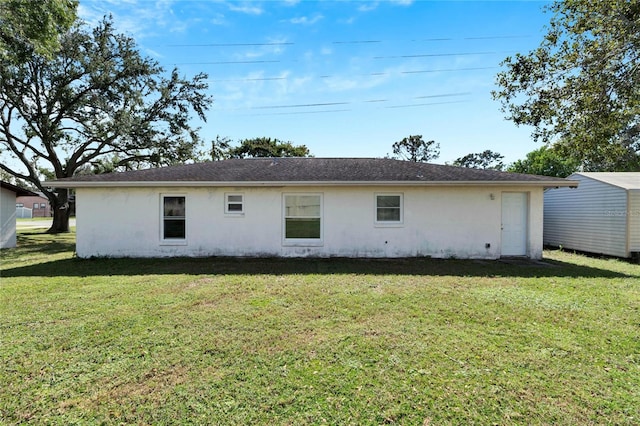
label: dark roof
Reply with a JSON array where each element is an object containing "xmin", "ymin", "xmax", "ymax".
[
  {"xmin": 46, "ymin": 158, "xmax": 577, "ymax": 187},
  {"xmin": 1, "ymin": 181, "xmax": 37, "ymax": 196}
]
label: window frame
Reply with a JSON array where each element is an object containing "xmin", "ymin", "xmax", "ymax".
[
  {"xmin": 282, "ymin": 193, "xmax": 323, "ymax": 246},
  {"xmin": 374, "ymin": 193, "xmax": 404, "ymax": 226},
  {"xmin": 224, "ymin": 193, "xmax": 244, "ymax": 215},
  {"xmin": 160, "ymin": 194, "xmax": 187, "ymax": 245}
]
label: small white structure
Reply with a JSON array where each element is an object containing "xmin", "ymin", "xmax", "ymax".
[
  {"xmin": 1, "ymin": 181, "xmax": 37, "ymax": 249},
  {"xmin": 544, "ymin": 172, "xmax": 640, "ymax": 259},
  {"xmin": 46, "ymin": 158, "xmax": 576, "ymax": 259}
]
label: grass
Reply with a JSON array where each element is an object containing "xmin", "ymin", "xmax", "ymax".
[{"xmin": 1, "ymin": 231, "xmax": 639, "ymax": 425}]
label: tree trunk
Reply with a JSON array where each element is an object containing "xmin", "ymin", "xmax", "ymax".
[{"xmin": 47, "ymin": 188, "xmax": 71, "ymax": 234}]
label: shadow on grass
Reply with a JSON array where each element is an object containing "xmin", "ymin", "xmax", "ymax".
[
  {"xmin": 3, "ymin": 231, "xmax": 637, "ymax": 278},
  {"xmin": 2, "ymin": 255, "xmax": 636, "ymax": 279}
]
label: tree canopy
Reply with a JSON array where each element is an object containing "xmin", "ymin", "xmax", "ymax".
[
  {"xmin": 0, "ymin": 17, "xmax": 212, "ymax": 233},
  {"xmin": 508, "ymin": 146, "xmax": 579, "ymax": 178},
  {"xmin": 452, "ymin": 150, "xmax": 505, "ymax": 170},
  {"xmin": 226, "ymin": 137, "xmax": 311, "ymax": 159},
  {"xmin": 493, "ymin": 0, "xmax": 640, "ymax": 171},
  {"xmin": 0, "ymin": 0, "xmax": 77, "ymax": 62},
  {"xmin": 391, "ymin": 135, "xmax": 439, "ymax": 162}
]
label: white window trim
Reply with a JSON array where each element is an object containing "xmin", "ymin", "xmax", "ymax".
[
  {"xmin": 282, "ymin": 193, "xmax": 323, "ymax": 247},
  {"xmin": 160, "ymin": 194, "xmax": 188, "ymax": 245},
  {"xmin": 374, "ymin": 193, "xmax": 404, "ymax": 227},
  {"xmin": 224, "ymin": 192, "xmax": 245, "ymax": 216}
]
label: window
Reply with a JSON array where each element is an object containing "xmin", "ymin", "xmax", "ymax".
[
  {"xmin": 33, "ymin": 203, "xmax": 39, "ymax": 209},
  {"xmin": 162, "ymin": 195, "xmax": 186, "ymax": 240},
  {"xmin": 376, "ymin": 194, "xmax": 403, "ymax": 224},
  {"xmin": 225, "ymin": 193, "xmax": 244, "ymax": 214},
  {"xmin": 284, "ymin": 194, "xmax": 322, "ymax": 242},
  {"xmin": 16, "ymin": 203, "xmax": 23, "ymax": 208},
  {"xmin": 40, "ymin": 203, "xmax": 46, "ymax": 209}
]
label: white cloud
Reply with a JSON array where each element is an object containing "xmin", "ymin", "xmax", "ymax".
[
  {"xmin": 357, "ymin": 2, "xmax": 379, "ymax": 12},
  {"xmin": 210, "ymin": 13, "xmax": 227, "ymax": 26},
  {"xmin": 227, "ymin": 3, "xmax": 263, "ymax": 15},
  {"xmin": 288, "ymin": 15, "xmax": 324, "ymax": 25}
]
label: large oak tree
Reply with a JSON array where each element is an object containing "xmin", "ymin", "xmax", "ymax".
[
  {"xmin": 0, "ymin": 17, "xmax": 212, "ymax": 233},
  {"xmin": 493, "ymin": 0, "xmax": 640, "ymax": 171},
  {"xmin": 0, "ymin": 0, "xmax": 77, "ymax": 62}
]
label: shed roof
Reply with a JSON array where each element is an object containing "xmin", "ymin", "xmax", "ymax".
[
  {"xmin": 46, "ymin": 157, "xmax": 577, "ymax": 188},
  {"xmin": 573, "ymin": 172, "xmax": 640, "ymax": 190},
  {"xmin": 0, "ymin": 181, "xmax": 37, "ymax": 197}
]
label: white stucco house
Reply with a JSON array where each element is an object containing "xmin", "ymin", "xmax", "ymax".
[
  {"xmin": 46, "ymin": 158, "xmax": 577, "ymax": 259},
  {"xmin": 1, "ymin": 181, "xmax": 37, "ymax": 249},
  {"xmin": 544, "ymin": 172, "xmax": 640, "ymax": 259}
]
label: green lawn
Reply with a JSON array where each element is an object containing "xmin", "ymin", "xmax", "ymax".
[{"xmin": 1, "ymin": 231, "xmax": 639, "ymax": 425}]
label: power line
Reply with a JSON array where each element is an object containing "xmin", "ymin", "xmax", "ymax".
[
  {"xmin": 401, "ymin": 66, "xmax": 498, "ymax": 74},
  {"xmin": 172, "ymin": 60, "xmax": 281, "ymax": 65},
  {"xmin": 166, "ymin": 42, "xmax": 295, "ymax": 47},
  {"xmin": 413, "ymin": 92, "xmax": 470, "ymax": 99},
  {"xmin": 374, "ymin": 51, "xmax": 499, "ymax": 59},
  {"xmin": 332, "ymin": 40, "xmax": 382, "ymax": 44},
  {"xmin": 206, "ymin": 77, "xmax": 287, "ymax": 82},
  {"xmin": 206, "ymin": 66, "xmax": 497, "ymax": 83},
  {"xmin": 243, "ymin": 92, "xmax": 471, "ymax": 111},
  {"xmin": 251, "ymin": 109, "xmax": 352, "ymax": 116},
  {"xmin": 384, "ymin": 100, "xmax": 468, "ymax": 109},
  {"xmin": 163, "ymin": 35, "xmax": 529, "ymax": 47},
  {"xmin": 252, "ymin": 102, "xmax": 351, "ymax": 110}
]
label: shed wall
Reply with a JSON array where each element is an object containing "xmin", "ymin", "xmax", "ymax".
[
  {"xmin": 629, "ymin": 190, "xmax": 640, "ymax": 253},
  {"xmin": 544, "ymin": 175, "xmax": 629, "ymax": 257},
  {"xmin": 1, "ymin": 187, "xmax": 17, "ymax": 249},
  {"xmin": 75, "ymin": 185, "xmax": 544, "ymax": 259}
]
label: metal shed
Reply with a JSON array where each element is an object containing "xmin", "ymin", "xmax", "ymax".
[{"xmin": 544, "ymin": 172, "xmax": 640, "ymax": 259}]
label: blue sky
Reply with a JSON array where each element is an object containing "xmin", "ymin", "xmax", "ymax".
[{"xmin": 78, "ymin": 0, "xmax": 551, "ymax": 165}]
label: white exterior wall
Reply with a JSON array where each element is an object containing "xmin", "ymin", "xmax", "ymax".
[
  {"xmin": 1, "ymin": 187, "xmax": 17, "ymax": 249},
  {"xmin": 629, "ymin": 190, "xmax": 640, "ymax": 254},
  {"xmin": 544, "ymin": 174, "xmax": 630, "ymax": 257},
  {"xmin": 75, "ymin": 186, "xmax": 544, "ymax": 259}
]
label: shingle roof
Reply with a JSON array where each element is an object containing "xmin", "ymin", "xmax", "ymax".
[
  {"xmin": 46, "ymin": 158, "xmax": 577, "ymax": 187},
  {"xmin": 1, "ymin": 181, "xmax": 37, "ymax": 196}
]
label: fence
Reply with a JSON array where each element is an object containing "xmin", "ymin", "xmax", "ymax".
[{"xmin": 16, "ymin": 207, "xmax": 32, "ymax": 219}]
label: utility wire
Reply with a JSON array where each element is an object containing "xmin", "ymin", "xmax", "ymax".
[{"xmin": 162, "ymin": 35, "xmax": 529, "ymax": 47}]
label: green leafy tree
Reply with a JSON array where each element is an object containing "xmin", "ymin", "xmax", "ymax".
[
  {"xmin": 453, "ymin": 150, "xmax": 505, "ymax": 170},
  {"xmin": 210, "ymin": 135, "xmax": 232, "ymax": 161},
  {"xmin": 508, "ymin": 146, "xmax": 579, "ymax": 178},
  {"xmin": 0, "ymin": 0, "xmax": 77, "ymax": 62},
  {"xmin": 392, "ymin": 135, "xmax": 439, "ymax": 162},
  {"xmin": 227, "ymin": 137, "xmax": 311, "ymax": 158},
  {"xmin": 0, "ymin": 17, "xmax": 212, "ymax": 233},
  {"xmin": 493, "ymin": 0, "xmax": 640, "ymax": 171}
]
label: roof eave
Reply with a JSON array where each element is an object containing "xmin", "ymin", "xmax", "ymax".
[{"xmin": 44, "ymin": 179, "xmax": 579, "ymax": 188}]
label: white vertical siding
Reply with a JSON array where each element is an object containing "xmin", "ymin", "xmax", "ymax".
[
  {"xmin": 544, "ymin": 174, "xmax": 629, "ymax": 257},
  {"xmin": 629, "ymin": 190, "xmax": 640, "ymax": 253},
  {"xmin": 1, "ymin": 187, "xmax": 17, "ymax": 249},
  {"xmin": 75, "ymin": 185, "xmax": 544, "ymax": 259}
]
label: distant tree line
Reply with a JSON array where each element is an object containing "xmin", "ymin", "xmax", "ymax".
[
  {"xmin": 209, "ymin": 136, "xmax": 311, "ymax": 160},
  {"xmin": 388, "ymin": 134, "xmax": 581, "ymax": 178}
]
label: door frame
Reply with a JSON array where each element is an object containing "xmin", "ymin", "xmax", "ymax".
[{"xmin": 500, "ymin": 192, "xmax": 529, "ymax": 257}]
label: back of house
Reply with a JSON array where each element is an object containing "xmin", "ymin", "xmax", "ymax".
[
  {"xmin": 544, "ymin": 172, "xmax": 640, "ymax": 259},
  {"xmin": 46, "ymin": 158, "xmax": 577, "ymax": 260}
]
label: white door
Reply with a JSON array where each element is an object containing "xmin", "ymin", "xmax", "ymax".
[{"xmin": 501, "ymin": 192, "xmax": 528, "ymax": 256}]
